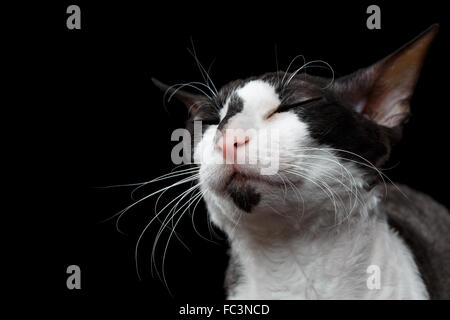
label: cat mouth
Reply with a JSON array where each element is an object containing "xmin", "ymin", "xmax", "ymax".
[
  {"xmin": 218, "ymin": 163, "xmax": 305, "ymax": 193},
  {"xmin": 223, "ymin": 167, "xmax": 284, "ymax": 190}
]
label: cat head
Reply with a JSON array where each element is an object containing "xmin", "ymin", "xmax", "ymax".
[{"xmin": 153, "ymin": 25, "xmax": 438, "ymax": 229}]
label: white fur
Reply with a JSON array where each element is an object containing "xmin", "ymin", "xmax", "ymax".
[
  {"xmin": 195, "ymin": 80, "xmax": 428, "ymax": 300},
  {"xmin": 224, "ymin": 210, "xmax": 428, "ymax": 300}
]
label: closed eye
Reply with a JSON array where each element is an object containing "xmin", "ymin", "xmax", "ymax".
[{"xmin": 277, "ymin": 96, "xmax": 325, "ymax": 113}]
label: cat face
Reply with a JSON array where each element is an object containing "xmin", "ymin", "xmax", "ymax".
[
  {"xmin": 189, "ymin": 73, "xmax": 389, "ymax": 215},
  {"xmin": 153, "ymin": 25, "xmax": 437, "ymax": 225}
]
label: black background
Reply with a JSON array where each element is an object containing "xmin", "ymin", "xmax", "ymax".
[{"xmin": 32, "ymin": 0, "xmax": 449, "ymax": 313}]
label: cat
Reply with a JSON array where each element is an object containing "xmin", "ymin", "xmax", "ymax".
[{"xmin": 152, "ymin": 24, "xmax": 450, "ymax": 299}]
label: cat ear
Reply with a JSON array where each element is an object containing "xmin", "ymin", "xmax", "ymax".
[
  {"xmin": 335, "ymin": 24, "xmax": 438, "ymax": 128},
  {"xmin": 152, "ymin": 78, "xmax": 206, "ymax": 113}
]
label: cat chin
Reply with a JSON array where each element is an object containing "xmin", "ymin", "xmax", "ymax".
[
  {"xmin": 204, "ymin": 163, "xmax": 289, "ymax": 190},
  {"xmin": 224, "ymin": 171, "xmax": 285, "ymax": 190}
]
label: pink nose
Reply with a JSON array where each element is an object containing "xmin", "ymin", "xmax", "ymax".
[{"xmin": 216, "ymin": 132, "xmax": 250, "ymax": 162}]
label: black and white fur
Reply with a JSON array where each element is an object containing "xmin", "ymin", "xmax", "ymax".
[{"xmin": 153, "ymin": 25, "xmax": 450, "ymax": 299}]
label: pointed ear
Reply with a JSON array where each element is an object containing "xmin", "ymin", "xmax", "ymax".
[
  {"xmin": 152, "ymin": 78, "xmax": 206, "ymax": 113},
  {"xmin": 335, "ymin": 24, "xmax": 439, "ymax": 128}
]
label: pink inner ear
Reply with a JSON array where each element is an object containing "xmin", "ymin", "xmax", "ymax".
[{"xmin": 338, "ymin": 24, "xmax": 438, "ymax": 128}]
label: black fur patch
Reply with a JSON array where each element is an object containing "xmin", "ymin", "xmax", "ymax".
[
  {"xmin": 225, "ymin": 249, "xmax": 242, "ymax": 297},
  {"xmin": 294, "ymin": 98, "xmax": 389, "ymax": 165},
  {"xmin": 226, "ymin": 174, "xmax": 261, "ymax": 212},
  {"xmin": 217, "ymin": 94, "xmax": 244, "ymax": 132},
  {"xmin": 381, "ymin": 184, "xmax": 450, "ymax": 299},
  {"xmin": 276, "ymin": 74, "xmax": 394, "ymax": 168}
]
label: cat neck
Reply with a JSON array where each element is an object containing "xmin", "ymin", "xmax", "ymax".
[
  {"xmin": 220, "ymin": 184, "xmax": 382, "ymax": 241},
  {"xmin": 222, "ymin": 187, "xmax": 428, "ymax": 299},
  {"xmin": 225, "ymin": 208, "xmax": 383, "ymax": 299}
]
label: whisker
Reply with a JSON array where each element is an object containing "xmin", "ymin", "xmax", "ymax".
[
  {"xmin": 188, "ymin": 38, "xmax": 218, "ymax": 95},
  {"xmin": 138, "ymin": 183, "xmax": 200, "ymax": 281},
  {"xmin": 281, "ymin": 54, "xmax": 305, "ymax": 85},
  {"xmin": 284, "ymin": 169, "xmax": 342, "ymax": 220},
  {"xmin": 158, "ymin": 188, "xmax": 205, "ymax": 293},
  {"xmin": 190, "ymin": 189, "xmax": 220, "ymax": 244},
  {"xmin": 165, "ymin": 82, "xmax": 214, "ymax": 101},
  {"xmin": 283, "ymin": 60, "xmax": 335, "ymax": 89},
  {"xmin": 297, "ymin": 146, "xmax": 402, "ymax": 198},
  {"xmin": 279, "ymin": 171, "xmax": 305, "ymax": 219},
  {"xmin": 114, "ymin": 174, "xmax": 200, "ymax": 234}
]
